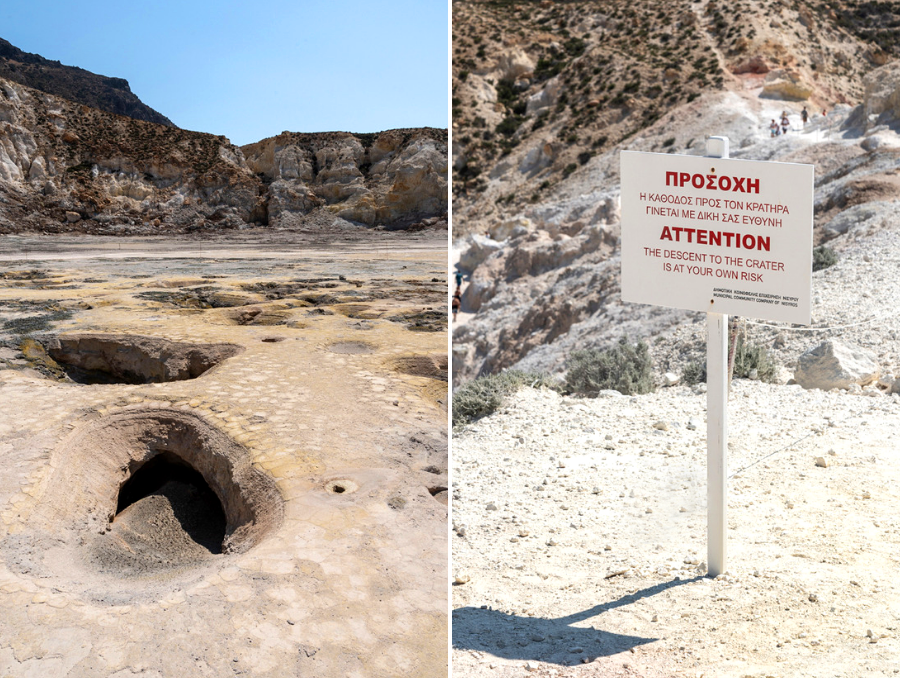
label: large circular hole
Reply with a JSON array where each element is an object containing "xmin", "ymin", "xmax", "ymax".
[
  {"xmin": 29, "ymin": 408, "xmax": 283, "ymax": 581},
  {"xmin": 114, "ymin": 452, "xmax": 227, "ymax": 553},
  {"xmin": 41, "ymin": 334, "xmax": 242, "ymax": 384}
]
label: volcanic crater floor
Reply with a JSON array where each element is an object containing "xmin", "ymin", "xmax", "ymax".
[{"xmin": 0, "ymin": 233, "xmax": 448, "ymax": 678}]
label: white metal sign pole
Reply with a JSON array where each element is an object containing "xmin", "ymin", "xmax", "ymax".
[{"xmin": 706, "ymin": 136, "xmax": 729, "ymax": 578}]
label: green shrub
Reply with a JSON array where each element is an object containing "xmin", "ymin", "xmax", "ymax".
[
  {"xmin": 812, "ymin": 245, "xmax": 837, "ymax": 272},
  {"xmin": 452, "ymin": 370, "xmax": 560, "ymax": 427},
  {"xmin": 682, "ymin": 360, "xmax": 707, "ymax": 386},
  {"xmin": 496, "ymin": 115, "xmax": 524, "ymax": 137},
  {"xmin": 457, "ymin": 160, "xmax": 482, "ymax": 181},
  {"xmin": 535, "ymin": 57, "xmax": 563, "ymax": 80},
  {"xmin": 732, "ymin": 335, "xmax": 778, "ymax": 382},
  {"xmin": 564, "ymin": 337, "xmax": 654, "ymax": 396},
  {"xmin": 564, "ymin": 37, "xmax": 586, "ymax": 57},
  {"xmin": 496, "ymin": 78, "xmax": 518, "ymax": 108}
]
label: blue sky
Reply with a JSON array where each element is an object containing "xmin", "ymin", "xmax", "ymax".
[{"xmin": 2, "ymin": 1, "xmax": 448, "ymax": 146}]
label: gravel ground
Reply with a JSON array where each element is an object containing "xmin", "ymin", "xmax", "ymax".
[
  {"xmin": 452, "ymin": 384, "xmax": 900, "ymax": 677},
  {"xmin": 451, "ymin": 205, "xmax": 900, "ymax": 677}
]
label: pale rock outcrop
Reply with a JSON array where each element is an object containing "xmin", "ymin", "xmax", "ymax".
[
  {"xmin": 502, "ymin": 228, "xmax": 607, "ymax": 279},
  {"xmin": 27, "ymin": 155, "xmax": 46, "ymax": 182},
  {"xmin": 0, "ymin": 75, "xmax": 447, "ymax": 234},
  {"xmin": 466, "ymin": 76, "xmax": 499, "ymax": 107},
  {"xmin": 458, "ymin": 233, "xmax": 504, "ymax": 272},
  {"xmin": 268, "ymin": 181, "xmax": 323, "ymax": 219},
  {"xmin": 793, "ymin": 340, "xmax": 880, "ymax": 391},
  {"xmin": 457, "ymin": 75, "xmax": 505, "ymax": 129},
  {"xmin": 862, "ymin": 61, "xmax": 900, "ymax": 128},
  {"xmin": 461, "ymin": 278, "xmax": 496, "ymax": 313},
  {"xmin": 315, "ymin": 139, "xmax": 367, "ymax": 203},
  {"xmin": 761, "ymin": 69, "xmax": 813, "ymax": 100},
  {"xmin": 455, "ymin": 222, "xmax": 618, "ymax": 360},
  {"xmin": 492, "ymin": 48, "xmax": 535, "ymax": 82},
  {"xmin": 243, "ymin": 131, "xmax": 447, "ymax": 227},
  {"xmin": 518, "ymin": 141, "xmax": 558, "ymax": 175},
  {"xmin": 373, "ymin": 137, "xmax": 448, "ymax": 224},
  {"xmin": 821, "ymin": 202, "xmax": 899, "ymax": 240},
  {"xmin": 489, "ymin": 216, "xmax": 533, "ymax": 241},
  {"xmin": 452, "ymin": 344, "xmax": 472, "ymax": 383},
  {"xmin": 526, "ymin": 192, "xmax": 620, "ymax": 233},
  {"xmin": 860, "ymin": 131, "xmax": 900, "ymax": 151},
  {"xmin": 526, "ymin": 77, "xmax": 563, "ymax": 116}
]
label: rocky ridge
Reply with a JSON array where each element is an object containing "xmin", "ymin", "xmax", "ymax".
[
  {"xmin": 0, "ymin": 77, "xmax": 448, "ymax": 234},
  {"xmin": 0, "ymin": 38, "xmax": 174, "ymax": 127}
]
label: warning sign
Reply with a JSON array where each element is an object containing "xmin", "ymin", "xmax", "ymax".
[{"xmin": 620, "ymin": 151, "xmax": 813, "ymax": 324}]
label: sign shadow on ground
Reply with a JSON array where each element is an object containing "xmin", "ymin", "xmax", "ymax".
[{"xmin": 452, "ymin": 576, "xmax": 701, "ymax": 664}]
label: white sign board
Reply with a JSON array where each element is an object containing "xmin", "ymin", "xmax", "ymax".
[{"xmin": 621, "ymin": 151, "xmax": 813, "ymax": 324}]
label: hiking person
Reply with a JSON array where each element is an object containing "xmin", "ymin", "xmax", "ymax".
[
  {"xmin": 801, "ymin": 106, "xmax": 809, "ymax": 126},
  {"xmin": 770, "ymin": 119, "xmax": 780, "ymax": 137},
  {"xmin": 781, "ymin": 112, "xmax": 790, "ymax": 135},
  {"xmin": 452, "ymin": 290, "xmax": 461, "ymax": 322},
  {"xmin": 455, "ymin": 270, "xmax": 463, "ymax": 290}
]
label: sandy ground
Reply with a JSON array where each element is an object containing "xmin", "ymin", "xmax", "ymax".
[{"xmin": 0, "ymin": 234, "xmax": 449, "ymax": 677}]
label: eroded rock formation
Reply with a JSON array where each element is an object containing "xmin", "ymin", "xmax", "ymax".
[{"xmin": 0, "ymin": 77, "xmax": 447, "ymax": 234}]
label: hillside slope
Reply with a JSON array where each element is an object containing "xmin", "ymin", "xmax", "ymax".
[
  {"xmin": 0, "ymin": 38, "xmax": 174, "ymax": 127},
  {"xmin": 452, "ymin": 0, "xmax": 895, "ymax": 236},
  {"xmin": 452, "ymin": 0, "xmax": 900, "ymax": 385}
]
